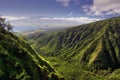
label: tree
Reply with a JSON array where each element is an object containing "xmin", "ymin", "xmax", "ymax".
[
  {"xmin": 5, "ymin": 22, "xmax": 14, "ymax": 31},
  {"xmin": 0, "ymin": 16, "xmax": 14, "ymax": 32}
]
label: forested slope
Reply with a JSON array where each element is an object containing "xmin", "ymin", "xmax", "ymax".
[{"xmin": 0, "ymin": 27, "xmax": 64, "ymax": 80}]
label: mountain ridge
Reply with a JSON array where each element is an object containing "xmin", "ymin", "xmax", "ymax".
[
  {"xmin": 27, "ymin": 17, "xmax": 120, "ymax": 70},
  {"xmin": 0, "ymin": 26, "xmax": 64, "ymax": 80}
]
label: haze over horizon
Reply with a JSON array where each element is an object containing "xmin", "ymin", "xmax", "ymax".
[{"xmin": 0, "ymin": 0, "xmax": 120, "ymax": 31}]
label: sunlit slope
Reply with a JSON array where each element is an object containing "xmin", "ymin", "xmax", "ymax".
[
  {"xmin": 27, "ymin": 17, "xmax": 120, "ymax": 69},
  {"xmin": 0, "ymin": 27, "xmax": 64, "ymax": 80}
]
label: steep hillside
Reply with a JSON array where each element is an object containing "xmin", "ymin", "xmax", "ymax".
[
  {"xmin": 27, "ymin": 17, "xmax": 120, "ymax": 70},
  {"xmin": 0, "ymin": 27, "xmax": 64, "ymax": 80}
]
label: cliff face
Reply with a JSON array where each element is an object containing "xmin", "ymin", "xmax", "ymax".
[
  {"xmin": 27, "ymin": 17, "xmax": 120, "ymax": 70},
  {"xmin": 0, "ymin": 27, "xmax": 64, "ymax": 80}
]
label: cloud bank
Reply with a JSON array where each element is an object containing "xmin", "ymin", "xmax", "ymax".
[
  {"xmin": 8, "ymin": 16, "xmax": 100, "ymax": 27},
  {"xmin": 40, "ymin": 17, "xmax": 100, "ymax": 23},
  {"xmin": 2, "ymin": 16, "xmax": 29, "ymax": 21},
  {"xmin": 2, "ymin": 16, "xmax": 101, "ymax": 31}
]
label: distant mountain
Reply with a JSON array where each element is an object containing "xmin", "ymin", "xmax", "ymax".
[
  {"xmin": 27, "ymin": 17, "xmax": 120, "ymax": 70},
  {"xmin": 0, "ymin": 27, "xmax": 64, "ymax": 80}
]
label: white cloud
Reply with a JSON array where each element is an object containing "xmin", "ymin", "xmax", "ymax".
[
  {"xmin": 2, "ymin": 16, "xmax": 29, "ymax": 21},
  {"xmin": 56, "ymin": 0, "xmax": 71, "ymax": 7},
  {"xmin": 55, "ymin": 0, "xmax": 81, "ymax": 7},
  {"xmin": 40, "ymin": 17, "xmax": 101, "ymax": 23},
  {"xmin": 83, "ymin": 0, "xmax": 120, "ymax": 16}
]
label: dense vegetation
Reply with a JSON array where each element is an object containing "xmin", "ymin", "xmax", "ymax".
[
  {"xmin": 0, "ymin": 27, "xmax": 64, "ymax": 80},
  {"xmin": 26, "ymin": 17, "xmax": 120, "ymax": 80}
]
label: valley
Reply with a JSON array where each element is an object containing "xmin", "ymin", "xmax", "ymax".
[
  {"xmin": 25, "ymin": 17, "xmax": 120, "ymax": 80},
  {"xmin": 0, "ymin": 0, "xmax": 120, "ymax": 80},
  {"xmin": 0, "ymin": 16, "xmax": 120, "ymax": 80}
]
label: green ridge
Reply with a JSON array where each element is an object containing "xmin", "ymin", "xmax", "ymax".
[
  {"xmin": 0, "ymin": 27, "xmax": 64, "ymax": 80},
  {"xmin": 27, "ymin": 17, "xmax": 120, "ymax": 70}
]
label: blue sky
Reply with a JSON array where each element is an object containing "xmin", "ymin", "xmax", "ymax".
[
  {"xmin": 0, "ymin": 0, "xmax": 92, "ymax": 17},
  {"xmin": 0, "ymin": 0, "xmax": 120, "ymax": 31}
]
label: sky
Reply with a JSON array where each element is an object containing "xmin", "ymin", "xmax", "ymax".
[{"xmin": 0, "ymin": 0, "xmax": 120, "ymax": 31}]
